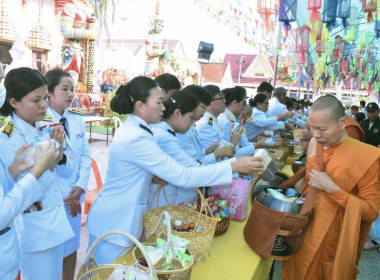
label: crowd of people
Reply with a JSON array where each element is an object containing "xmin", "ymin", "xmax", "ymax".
[{"xmin": 0, "ymin": 67, "xmax": 379, "ymax": 280}]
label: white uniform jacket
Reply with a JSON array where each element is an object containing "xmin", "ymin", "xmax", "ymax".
[
  {"xmin": 217, "ymin": 109, "xmax": 255, "ymax": 156},
  {"xmin": 86, "ymin": 115, "xmax": 232, "ymax": 247},
  {"xmin": 291, "ymin": 110, "xmax": 307, "ymax": 128},
  {"xmin": 245, "ymin": 107, "xmax": 285, "ymax": 140},
  {"xmin": 267, "ymin": 97, "xmax": 288, "ymax": 118},
  {"xmin": 0, "ymin": 160, "xmax": 47, "ymax": 280},
  {"xmin": 38, "ymin": 107, "xmax": 91, "ymax": 256},
  {"xmin": 0, "ymin": 113, "xmax": 74, "ymax": 253},
  {"xmin": 151, "ymin": 121, "xmax": 201, "ymax": 205},
  {"xmin": 177, "ymin": 124, "xmax": 216, "ymax": 165},
  {"xmin": 196, "ymin": 111, "xmax": 225, "ymax": 150},
  {"xmin": 40, "ymin": 107, "xmax": 91, "ymax": 194}
]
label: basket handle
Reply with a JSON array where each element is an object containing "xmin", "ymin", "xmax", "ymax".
[
  {"xmin": 84, "ymin": 230, "xmax": 158, "ymax": 279},
  {"xmin": 148, "ymin": 211, "xmax": 176, "ymax": 259},
  {"xmin": 149, "ymin": 183, "xmax": 171, "ymax": 209},
  {"xmin": 194, "ymin": 187, "xmax": 214, "ymax": 230}
]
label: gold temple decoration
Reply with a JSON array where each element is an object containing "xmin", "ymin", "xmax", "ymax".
[
  {"xmin": 0, "ymin": 0, "xmax": 16, "ymax": 43},
  {"xmin": 25, "ymin": 2, "xmax": 53, "ymax": 50}
]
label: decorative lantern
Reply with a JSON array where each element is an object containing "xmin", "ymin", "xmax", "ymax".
[
  {"xmin": 342, "ymin": 41, "xmax": 351, "ymax": 56},
  {"xmin": 308, "ymin": 0, "xmax": 322, "ymax": 22},
  {"xmin": 333, "ymin": 35, "xmax": 344, "ymax": 57},
  {"xmin": 375, "ymin": 20, "xmax": 380, "ymax": 39},
  {"xmin": 344, "ymin": 26, "xmax": 355, "ymax": 42},
  {"xmin": 310, "ymin": 20, "xmax": 321, "ymax": 44},
  {"xmin": 330, "ymin": 51, "xmax": 338, "ymax": 63},
  {"xmin": 279, "ymin": 0, "xmax": 297, "ymax": 31},
  {"xmin": 270, "ymin": 21, "xmax": 283, "ymax": 52},
  {"xmin": 368, "ymin": 44, "xmax": 378, "ymax": 64},
  {"xmin": 285, "ymin": 28, "xmax": 297, "ymax": 53},
  {"xmin": 322, "ymin": 0, "xmax": 338, "ymax": 30},
  {"xmin": 362, "ymin": 0, "xmax": 376, "ymax": 22},
  {"xmin": 337, "ymin": 0, "xmax": 351, "ymax": 28},
  {"xmin": 348, "ymin": 6, "xmax": 358, "ymax": 26},
  {"xmin": 296, "ymin": 25, "xmax": 310, "ymax": 64},
  {"xmin": 257, "ymin": 0, "xmax": 279, "ymax": 32},
  {"xmin": 316, "ymin": 39, "xmax": 325, "ymax": 57}
]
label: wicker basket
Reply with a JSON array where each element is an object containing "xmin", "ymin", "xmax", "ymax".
[
  {"xmin": 77, "ymin": 230, "xmax": 157, "ymax": 280},
  {"xmin": 134, "ymin": 211, "xmax": 194, "ymax": 280},
  {"xmin": 214, "ymin": 215, "xmax": 231, "ymax": 236},
  {"xmin": 144, "ymin": 187, "xmax": 216, "ymax": 263}
]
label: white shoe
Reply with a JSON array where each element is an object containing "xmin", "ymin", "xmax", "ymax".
[{"xmin": 364, "ymin": 240, "xmax": 380, "ymax": 250}]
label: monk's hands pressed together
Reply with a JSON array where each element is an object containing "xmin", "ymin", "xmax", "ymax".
[{"xmin": 308, "ymin": 169, "xmax": 341, "ymax": 193}]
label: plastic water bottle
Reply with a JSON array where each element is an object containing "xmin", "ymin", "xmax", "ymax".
[{"xmin": 293, "ymin": 129, "xmax": 303, "ymax": 154}]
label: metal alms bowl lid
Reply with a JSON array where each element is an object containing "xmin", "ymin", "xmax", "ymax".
[{"xmin": 256, "ymin": 188, "xmax": 303, "ymax": 214}]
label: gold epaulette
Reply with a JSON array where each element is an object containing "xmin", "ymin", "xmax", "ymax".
[
  {"xmin": 227, "ymin": 114, "xmax": 235, "ymax": 122},
  {"xmin": 208, "ymin": 116, "xmax": 213, "ymax": 125},
  {"xmin": 67, "ymin": 108, "xmax": 83, "ymax": 115},
  {"xmin": 0, "ymin": 120, "xmax": 14, "ymax": 137},
  {"xmin": 43, "ymin": 115, "xmax": 53, "ymax": 122}
]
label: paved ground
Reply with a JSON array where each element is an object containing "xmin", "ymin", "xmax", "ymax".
[
  {"xmin": 75, "ymin": 133, "xmax": 380, "ymax": 279},
  {"xmin": 270, "ymin": 248, "xmax": 380, "ymax": 280}
]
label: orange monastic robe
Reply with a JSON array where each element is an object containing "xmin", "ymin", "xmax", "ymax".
[
  {"xmin": 282, "ymin": 138, "xmax": 380, "ymax": 280},
  {"xmin": 345, "ymin": 116, "xmax": 365, "ymax": 142}
]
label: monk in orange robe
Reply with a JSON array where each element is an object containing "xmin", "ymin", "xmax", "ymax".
[
  {"xmin": 345, "ymin": 116, "xmax": 365, "ymax": 141},
  {"xmin": 282, "ymin": 95, "xmax": 380, "ymax": 280}
]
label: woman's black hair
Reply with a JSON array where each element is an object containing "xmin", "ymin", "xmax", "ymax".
[
  {"xmin": 163, "ymin": 90, "xmax": 198, "ymax": 120},
  {"xmin": 257, "ymin": 81, "xmax": 274, "ymax": 93},
  {"xmin": 249, "ymin": 93, "xmax": 267, "ymax": 108},
  {"xmin": 204, "ymin": 84, "xmax": 221, "ymax": 99},
  {"xmin": 0, "ymin": 67, "xmax": 47, "ymax": 116},
  {"xmin": 155, "ymin": 73, "xmax": 181, "ymax": 91},
  {"xmin": 110, "ymin": 76, "xmax": 158, "ymax": 114},
  {"xmin": 45, "ymin": 69, "xmax": 72, "ymax": 94},
  {"xmin": 224, "ymin": 86, "xmax": 246, "ymax": 106},
  {"xmin": 285, "ymin": 97, "xmax": 294, "ymax": 110},
  {"xmin": 183, "ymin": 85, "xmax": 211, "ymax": 106}
]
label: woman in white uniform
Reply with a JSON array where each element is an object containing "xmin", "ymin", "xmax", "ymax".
[
  {"xmin": 245, "ymin": 93, "xmax": 290, "ymax": 140},
  {"xmin": 0, "ymin": 143, "xmax": 56, "ymax": 280},
  {"xmin": 0, "ymin": 67, "xmax": 74, "ymax": 280},
  {"xmin": 86, "ymin": 77, "xmax": 264, "ymax": 265},
  {"xmin": 43, "ymin": 69, "xmax": 91, "ymax": 280},
  {"xmin": 152, "ymin": 90, "xmax": 235, "ymax": 206},
  {"xmin": 151, "ymin": 91, "xmax": 201, "ymax": 206}
]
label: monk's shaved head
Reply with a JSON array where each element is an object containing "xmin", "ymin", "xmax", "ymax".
[{"xmin": 310, "ymin": 95, "xmax": 345, "ymax": 122}]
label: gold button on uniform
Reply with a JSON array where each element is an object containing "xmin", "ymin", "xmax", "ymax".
[
  {"xmin": 54, "ymin": 188, "xmax": 58, "ymax": 191},
  {"xmin": 71, "ymin": 155, "xmax": 75, "ymax": 159},
  {"xmin": 71, "ymin": 180, "xmax": 75, "ymax": 184},
  {"xmin": 58, "ymin": 203, "xmax": 62, "ymax": 207}
]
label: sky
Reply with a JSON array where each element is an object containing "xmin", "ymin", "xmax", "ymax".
[{"xmin": 107, "ymin": 0, "xmax": 258, "ymax": 61}]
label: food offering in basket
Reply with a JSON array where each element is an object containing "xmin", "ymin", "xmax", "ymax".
[
  {"xmin": 136, "ymin": 236, "xmax": 193, "ymax": 271},
  {"xmin": 178, "ymin": 201, "xmax": 199, "ymax": 212},
  {"xmin": 256, "ymin": 187, "xmax": 304, "ymax": 257},
  {"xmin": 77, "ymin": 230, "xmax": 157, "ymax": 280},
  {"xmin": 136, "ymin": 211, "xmax": 194, "ymax": 280},
  {"xmin": 144, "ymin": 188, "xmax": 217, "ymax": 263},
  {"xmin": 206, "ymin": 195, "xmax": 231, "ymax": 236}
]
